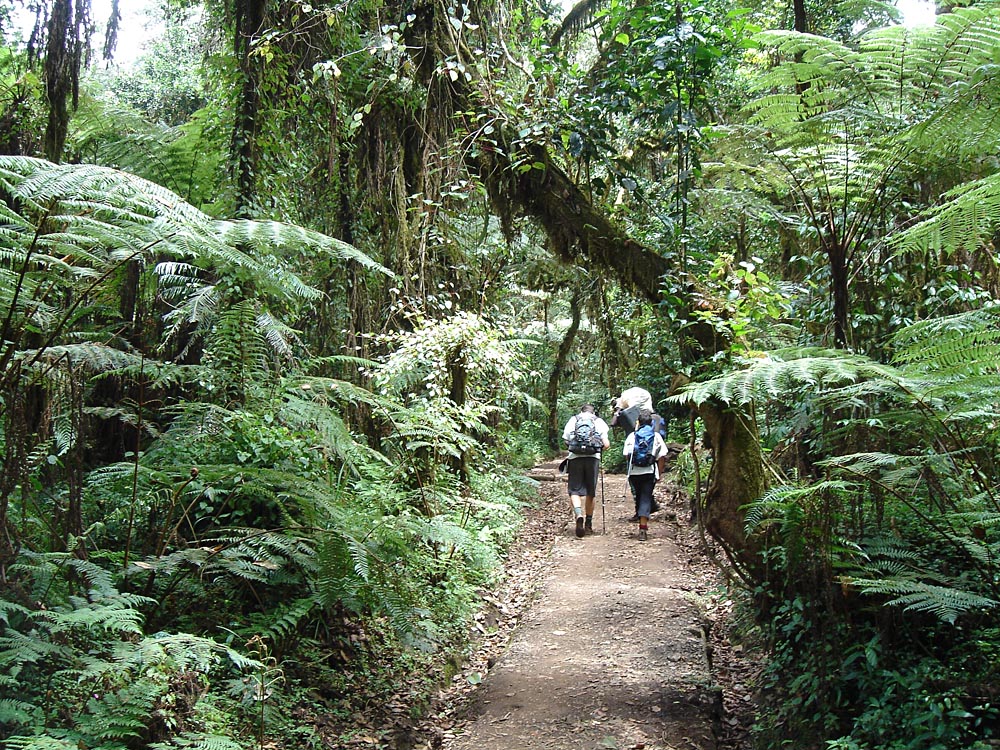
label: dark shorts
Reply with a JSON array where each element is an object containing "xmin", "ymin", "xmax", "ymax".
[
  {"xmin": 567, "ymin": 456, "xmax": 600, "ymax": 497},
  {"xmin": 629, "ymin": 473, "xmax": 657, "ymax": 518}
]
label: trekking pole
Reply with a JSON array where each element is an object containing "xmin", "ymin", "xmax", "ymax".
[
  {"xmin": 599, "ymin": 463, "xmax": 607, "ymax": 535},
  {"xmin": 622, "ymin": 440, "xmax": 635, "ymax": 521},
  {"xmin": 622, "ymin": 444, "xmax": 634, "ymax": 500}
]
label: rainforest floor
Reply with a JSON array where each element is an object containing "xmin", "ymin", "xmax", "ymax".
[{"xmin": 395, "ymin": 458, "xmax": 758, "ymax": 750}]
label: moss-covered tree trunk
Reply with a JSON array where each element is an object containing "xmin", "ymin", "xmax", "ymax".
[
  {"xmin": 699, "ymin": 402, "xmax": 766, "ymax": 571},
  {"xmin": 43, "ymin": 0, "xmax": 74, "ymax": 162},
  {"xmin": 449, "ymin": 356, "xmax": 469, "ymax": 484},
  {"xmin": 231, "ymin": 0, "xmax": 267, "ymax": 217},
  {"xmin": 547, "ymin": 288, "xmax": 582, "ymax": 449}
]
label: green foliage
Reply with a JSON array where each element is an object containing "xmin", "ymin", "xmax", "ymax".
[
  {"xmin": 10, "ymin": 0, "xmax": 1000, "ymax": 747},
  {"xmin": 700, "ymin": 305, "xmax": 1000, "ymax": 745},
  {"xmin": 92, "ymin": 6, "xmax": 207, "ymax": 127},
  {"xmin": 70, "ymin": 97, "xmax": 226, "ymax": 213},
  {"xmin": 375, "ymin": 312, "xmax": 525, "ymax": 405},
  {"xmin": 753, "ymin": 598, "xmax": 998, "ymax": 749},
  {"xmin": 0, "ymin": 553, "xmax": 256, "ymax": 748}
]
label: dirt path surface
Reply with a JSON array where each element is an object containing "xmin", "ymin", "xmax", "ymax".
[{"xmin": 431, "ymin": 459, "xmax": 728, "ymax": 750}]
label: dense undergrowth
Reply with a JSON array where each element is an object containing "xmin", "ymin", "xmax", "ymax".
[
  {"xmin": 680, "ymin": 309, "xmax": 1000, "ymax": 749},
  {"xmin": 0, "ymin": 157, "xmax": 553, "ymax": 749},
  {"xmin": 1, "ymin": 406, "xmax": 544, "ymax": 749}
]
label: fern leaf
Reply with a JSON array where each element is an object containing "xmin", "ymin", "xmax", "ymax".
[
  {"xmin": 848, "ymin": 576, "xmax": 997, "ymax": 623},
  {"xmin": 0, "ymin": 697, "xmax": 40, "ymax": 726},
  {"xmin": 149, "ymin": 733, "xmax": 247, "ymax": 750},
  {"xmin": 2, "ymin": 738, "xmax": 80, "ymax": 750}
]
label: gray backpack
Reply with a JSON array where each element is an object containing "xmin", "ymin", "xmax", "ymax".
[{"xmin": 568, "ymin": 413, "xmax": 603, "ymax": 454}]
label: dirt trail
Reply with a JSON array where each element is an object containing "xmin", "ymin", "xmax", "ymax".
[{"xmin": 438, "ymin": 459, "xmax": 722, "ymax": 750}]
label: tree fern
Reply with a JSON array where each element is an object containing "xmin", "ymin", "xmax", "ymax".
[
  {"xmin": 0, "ymin": 697, "xmax": 40, "ymax": 726},
  {"xmin": 150, "ymin": 733, "xmax": 247, "ymax": 750},
  {"xmin": 890, "ymin": 173, "xmax": 1000, "ymax": 263},
  {"xmin": 2, "ymin": 738, "xmax": 80, "ymax": 750},
  {"xmin": 82, "ymin": 674, "xmax": 165, "ymax": 743},
  {"xmin": 846, "ymin": 576, "xmax": 997, "ymax": 623},
  {"xmin": 671, "ymin": 348, "xmax": 894, "ymax": 407},
  {"xmin": 244, "ymin": 596, "xmax": 318, "ymax": 646},
  {"xmin": 744, "ymin": 480, "xmax": 854, "ymax": 535},
  {"xmin": 0, "ymin": 157, "xmax": 381, "ymax": 317},
  {"xmin": 0, "ymin": 549, "xmax": 265, "ymax": 746}
]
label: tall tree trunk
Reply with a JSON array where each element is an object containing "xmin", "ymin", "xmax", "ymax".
[
  {"xmin": 44, "ymin": 0, "xmax": 73, "ymax": 162},
  {"xmin": 65, "ymin": 378, "xmax": 86, "ymax": 554},
  {"xmin": 828, "ymin": 241, "xmax": 851, "ymax": 348},
  {"xmin": 700, "ymin": 402, "xmax": 766, "ymax": 572},
  {"xmin": 598, "ymin": 280, "xmax": 626, "ymax": 398},
  {"xmin": 449, "ymin": 357, "xmax": 469, "ymax": 483},
  {"xmin": 0, "ymin": 366, "xmax": 28, "ymax": 580},
  {"xmin": 793, "ymin": 0, "xmax": 808, "ymax": 32},
  {"xmin": 232, "ymin": 0, "xmax": 267, "ymax": 217},
  {"xmin": 547, "ymin": 289, "xmax": 582, "ymax": 450}
]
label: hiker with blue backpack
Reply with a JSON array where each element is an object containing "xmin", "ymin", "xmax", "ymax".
[
  {"xmin": 610, "ymin": 386, "xmax": 652, "ymax": 434},
  {"xmin": 613, "ymin": 387, "xmax": 669, "ymax": 520},
  {"xmin": 562, "ymin": 404, "xmax": 611, "ymax": 538},
  {"xmin": 623, "ymin": 409, "xmax": 668, "ymax": 541}
]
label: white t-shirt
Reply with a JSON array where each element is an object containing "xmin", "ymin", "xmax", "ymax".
[
  {"xmin": 623, "ymin": 428, "xmax": 668, "ymax": 478},
  {"xmin": 562, "ymin": 413, "xmax": 610, "ymax": 459}
]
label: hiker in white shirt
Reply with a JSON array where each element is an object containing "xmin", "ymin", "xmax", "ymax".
[{"xmin": 562, "ymin": 404, "xmax": 610, "ymax": 537}]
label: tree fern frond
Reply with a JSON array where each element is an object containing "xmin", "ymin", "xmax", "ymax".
[
  {"xmin": 743, "ymin": 481, "xmax": 854, "ymax": 534},
  {"xmin": 17, "ymin": 343, "xmax": 141, "ymax": 375},
  {"xmin": 857, "ymin": 535, "xmax": 925, "ymax": 564},
  {"xmin": 889, "ymin": 145, "xmax": 1000, "ymax": 260},
  {"xmin": 904, "ymin": 70, "xmax": 1000, "ymax": 156},
  {"xmin": 278, "ymin": 386, "xmax": 388, "ymax": 474},
  {"xmin": 347, "ymin": 534, "xmax": 373, "ymax": 582},
  {"xmin": 251, "ymin": 596, "xmax": 318, "ymax": 645},
  {"xmin": 2, "ymin": 737, "xmax": 80, "ymax": 750},
  {"xmin": 892, "ymin": 307, "xmax": 1000, "ymax": 369},
  {"xmin": 117, "ymin": 632, "xmax": 232, "ymax": 674},
  {"xmin": 0, "ymin": 597, "xmax": 34, "ymax": 621},
  {"xmin": 83, "ymin": 675, "xmax": 165, "ymax": 742},
  {"xmin": 256, "ymin": 311, "xmax": 299, "ymax": 360},
  {"xmin": 0, "ymin": 157, "xmax": 374, "ymax": 315},
  {"xmin": 150, "ymin": 733, "xmax": 246, "ymax": 750},
  {"xmin": 0, "ymin": 630, "xmax": 68, "ymax": 669},
  {"xmin": 848, "ymin": 576, "xmax": 997, "ymax": 623},
  {"xmin": 45, "ymin": 591, "xmax": 153, "ymax": 635},
  {"xmin": 0, "ymin": 697, "xmax": 40, "ymax": 726},
  {"xmin": 59, "ymin": 556, "xmax": 117, "ymax": 594},
  {"xmin": 215, "ymin": 219, "xmax": 390, "ymax": 278},
  {"xmin": 671, "ymin": 349, "xmax": 893, "ymax": 407},
  {"xmin": 820, "ymin": 451, "xmax": 904, "ymax": 477}
]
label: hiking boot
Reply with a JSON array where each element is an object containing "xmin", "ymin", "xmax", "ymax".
[
  {"xmin": 584, "ymin": 519, "xmax": 594, "ymax": 535},
  {"xmin": 638, "ymin": 528, "xmax": 648, "ymax": 542},
  {"xmin": 575, "ymin": 517, "xmax": 585, "ymax": 538},
  {"xmin": 628, "ymin": 513, "xmax": 640, "ymax": 523}
]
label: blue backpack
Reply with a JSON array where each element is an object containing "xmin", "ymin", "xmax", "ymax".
[{"xmin": 631, "ymin": 424, "xmax": 656, "ymax": 467}]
